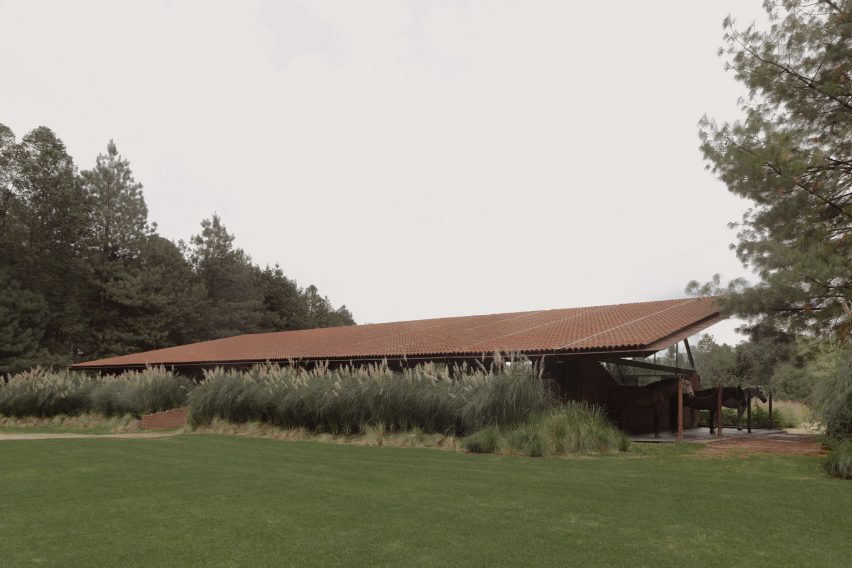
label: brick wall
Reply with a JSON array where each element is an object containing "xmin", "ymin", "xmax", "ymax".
[{"xmin": 141, "ymin": 407, "xmax": 188, "ymax": 430}]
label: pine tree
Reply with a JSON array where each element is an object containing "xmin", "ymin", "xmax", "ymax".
[
  {"xmin": 0, "ymin": 124, "xmax": 17, "ymax": 249},
  {"xmin": 258, "ymin": 265, "xmax": 309, "ymax": 331},
  {"xmin": 187, "ymin": 214, "xmax": 264, "ymax": 339},
  {"xmin": 83, "ymin": 140, "xmax": 148, "ymax": 260},
  {"xmin": 301, "ymin": 284, "xmax": 355, "ymax": 328},
  {"xmin": 137, "ymin": 235, "xmax": 208, "ymax": 346},
  {"xmin": 696, "ymin": 1, "xmax": 852, "ymax": 343},
  {"xmin": 80, "ymin": 141, "xmax": 155, "ymax": 357},
  {"xmin": 0, "ymin": 269, "xmax": 48, "ymax": 374},
  {"xmin": 7, "ymin": 126, "xmax": 91, "ymax": 363},
  {"xmin": 0, "ymin": 124, "xmax": 49, "ymax": 373}
]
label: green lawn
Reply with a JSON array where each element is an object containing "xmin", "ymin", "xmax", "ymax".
[{"xmin": 1, "ymin": 436, "xmax": 850, "ymax": 567}]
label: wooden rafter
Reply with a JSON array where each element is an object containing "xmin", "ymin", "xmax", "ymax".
[
  {"xmin": 683, "ymin": 338, "xmax": 695, "ymax": 369},
  {"xmin": 601, "ymin": 357, "xmax": 694, "ymax": 376}
]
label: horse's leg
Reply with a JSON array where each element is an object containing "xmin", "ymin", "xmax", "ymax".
[
  {"xmin": 709, "ymin": 407, "xmax": 716, "ymax": 434},
  {"xmin": 736, "ymin": 404, "xmax": 743, "ymax": 431}
]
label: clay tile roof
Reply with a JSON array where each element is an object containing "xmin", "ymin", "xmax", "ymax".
[{"xmin": 69, "ymin": 297, "xmax": 722, "ymax": 370}]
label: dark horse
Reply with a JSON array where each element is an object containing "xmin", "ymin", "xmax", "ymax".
[
  {"xmin": 609, "ymin": 378, "xmax": 694, "ymax": 438},
  {"xmin": 682, "ymin": 387, "xmax": 747, "ymax": 434},
  {"xmin": 729, "ymin": 386, "xmax": 767, "ymax": 430}
]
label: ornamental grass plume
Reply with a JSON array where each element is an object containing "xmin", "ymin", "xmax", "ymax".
[
  {"xmin": 188, "ymin": 355, "xmax": 553, "ymax": 435},
  {"xmin": 0, "ymin": 366, "xmax": 190, "ymax": 418}
]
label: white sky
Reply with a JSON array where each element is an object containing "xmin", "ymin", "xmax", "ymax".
[{"xmin": 1, "ymin": 0, "xmax": 768, "ymax": 345}]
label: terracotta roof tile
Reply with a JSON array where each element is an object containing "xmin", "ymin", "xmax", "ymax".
[{"xmin": 70, "ymin": 297, "xmax": 721, "ymax": 369}]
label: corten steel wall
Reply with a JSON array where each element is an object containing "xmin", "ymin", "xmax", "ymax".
[
  {"xmin": 140, "ymin": 408, "xmax": 188, "ymax": 430},
  {"xmin": 543, "ymin": 357, "xmax": 700, "ymax": 434}
]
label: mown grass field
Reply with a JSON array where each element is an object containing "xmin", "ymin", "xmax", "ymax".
[{"xmin": 2, "ymin": 436, "xmax": 850, "ymax": 567}]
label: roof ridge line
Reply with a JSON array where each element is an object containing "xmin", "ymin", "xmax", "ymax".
[
  {"xmin": 558, "ymin": 298, "xmax": 699, "ymax": 350},
  {"xmin": 461, "ymin": 306, "xmax": 607, "ymax": 351}
]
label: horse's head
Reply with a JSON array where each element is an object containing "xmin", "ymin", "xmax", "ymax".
[
  {"xmin": 749, "ymin": 385, "xmax": 768, "ymax": 403},
  {"xmin": 681, "ymin": 378, "xmax": 695, "ymax": 399}
]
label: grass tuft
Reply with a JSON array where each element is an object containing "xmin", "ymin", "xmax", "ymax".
[
  {"xmin": 824, "ymin": 441, "xmax": 852, "ymax": 480},
  {"xmin": 0, "ymin": 413, "xmax": 140, "ymax": 434},
  {"xmin": 463, "ymin": 402, "xmax": 629, "ymax": 457}
]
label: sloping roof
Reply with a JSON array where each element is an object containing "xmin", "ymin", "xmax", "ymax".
[{"xmin": 70, "ymin": 297, "xmax": 722, "ymax": 370}]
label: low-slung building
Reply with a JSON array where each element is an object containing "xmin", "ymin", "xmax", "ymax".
[{"xmin": 71, "ymin": 297, "xmax": 723, "ymax": 434}]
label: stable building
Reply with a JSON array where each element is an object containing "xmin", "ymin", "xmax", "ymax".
[{"xmin": 70, "ymin": 297, "xmax": 723, "ymax": 434}]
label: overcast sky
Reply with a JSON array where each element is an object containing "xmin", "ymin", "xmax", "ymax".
[{"xmin": 1, "ymin": 0, "xmax": 769, "ymax": 344}]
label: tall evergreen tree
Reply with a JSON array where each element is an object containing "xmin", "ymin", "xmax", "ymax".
[
  {"xmin": 0, "ymin": 124, "xmax": 17, "ymax": 247},
  {"xmin": 0, "ymin": 124, "xmax": 47, "ymax": 373},
  {"xmin": 187, "ymin": 214, "xmax": 264, "ymax": 339},
  {"xmin": 695, "ymin": 1, "xmax": 852, "ymax": 343},
  {"xmin": 137, "ymin": 235, "xmax": 207, "ymax": 347},
  {"xmin": 0, "ymin": 269, "xmax": 48, "ymax": 374},
  {"xmin": 258, "ymin": 265, "xmax": 309, "ymax": 331},
  {"xmin": 7, "ymin": 127, "xmax": 91, "ymax": 363},
  {"xmin": 83, "ymin": 140, "xmax": 148, "ymax": 260},
  {"xmin": 302, "ymin": 284, "xmax": 355, "ymax": 328},
  {"xmin": 80, "ymin": 141, "xmax": 154, "ymax": 357}
]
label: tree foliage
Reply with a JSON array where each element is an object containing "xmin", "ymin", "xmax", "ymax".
[
  {"xmin": 0, "ymin": 123, "xmax": 355, "ymax": 374},
  {"xmin": 695, "ymin": 0, "xmax": 852, "ymax": 343}
]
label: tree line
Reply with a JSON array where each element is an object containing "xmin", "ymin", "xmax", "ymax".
[{"xmin": 0, "ymin": 124, "xmax": 354, "ymax": 374}]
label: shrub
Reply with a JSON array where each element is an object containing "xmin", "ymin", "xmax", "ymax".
[
  {"xmin": 823, "ymin": 441, "xmax": 852, "ymax": 480},
  {"xmin": 462, "ymin": 402, "xmax": 630, "ymax": 457},
  {"xmin": 0, "ymin": 368, "xmax": 98, "ymax": 417},
  {"xmin": 703, "ymin": 399, "xmax": 810, "ymax": 430},
  {"xmin": 464, "ymin": 426, "xmax": 500, "ymax": 454},
  {"xmin": 718, "ymin": 405, "xmax": 784, "ymax": 429},
  {"xmin": 813, "ymin": 348, "xmax": 852, "ymax": 441},
  {"xmin": 0, "ymin": 367, "xmax": 191, "ymax": 418},
  {"xmin": 89, "ymin": 369, "xmax": 193, "ymax": 417},
  {"xmin": 189, "ymin": 357, "xmax": 553, "ymax": 435}
]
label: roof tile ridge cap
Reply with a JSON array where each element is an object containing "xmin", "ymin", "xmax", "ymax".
[
  {"xmin": 352, "ymin": 309, "xmax": 535, "ymax": 328},
  {"xmin": 350, "ymin": 304, "xmax": 590, "ymax": 330},
  {"xmin": 442, "ymin": 309, "xmax": 551, "ymax": 335},
  {"xmin": 336, "ymin": 318, "xmax": 457, "ymax": 350},
  {"xmin": 336, "ymin": 309, "xmax": 542, "ymax": 352},
  {"xmin": 460, "ymin": 306, "xmax": 604, "ymax": 350},
  {"xmin": 557, "ymin": 298, "xmax": 700, "ymax": 349}
]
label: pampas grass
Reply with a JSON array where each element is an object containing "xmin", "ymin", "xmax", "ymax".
[
  {"xmin": 0, "ymin": 368, "xmax": 98, "ymax": 417},
  {"xmin": 189, "ymin": 356, "xmax": 553, "ymax": 435},
  {"xmin": 0, "ymin": 367, "xmax": 191, "ymax": 418}
]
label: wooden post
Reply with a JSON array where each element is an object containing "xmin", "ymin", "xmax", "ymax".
[
  {"xmin": 716, "ymin": 386, "xmax": 723, "ymax": 437},
  {"xmin": 768, "ymin": 389, "xmax": 774, "ymax": 430},
  {"xmin": 746, "ymin": 394, "xmax": 751, "ymax": 434},
  {"xmin": 684, "ymin": 338, "xmax": 695, "ymax": 369},
  {"xmin": 677, "ymin": 378, "xmax": 684, "ymax": 441}
]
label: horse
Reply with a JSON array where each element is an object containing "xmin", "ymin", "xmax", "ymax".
[
  {"xmin": 683, "ymin": 387, "xmax": 747, "ymax": 434},
  {"xmin": 726, "ymin": 386, "xmax": 767, "ymax": 430},
  {"xmin": 609, "ymin": 377, "xmax": 694, "ymax": 438}
]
